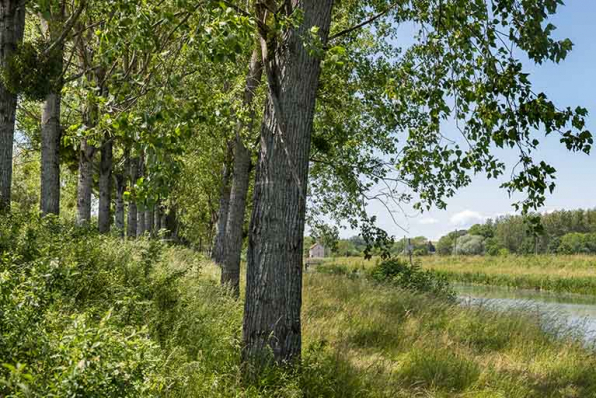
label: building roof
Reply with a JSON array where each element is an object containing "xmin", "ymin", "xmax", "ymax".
[{"xmin": 310, "ymin": 243, "xmax": 323, "ymax": 250}]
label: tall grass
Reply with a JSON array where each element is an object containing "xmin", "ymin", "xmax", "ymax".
[
  {"xmin": 302, "ymin": 273, "xmax": 596, "ymax": 397},
  {"xmin": 3, "ymin": 215, "xmax": 596, "ymax": 396},
  {"xmin": 321, "ymin": 255, "xmax": 596, "ymax": 295}
]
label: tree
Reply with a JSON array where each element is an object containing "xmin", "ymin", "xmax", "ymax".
[
  {"xmin": 454, "ymin": 235, "xmax": 485, "ymax": 255},
  {"xmin": 437, "ymin": 230, "xmax": 466, "ymax": 255},
  {"xmin": 0, "ymin": 0, "xmax": 25, "ymax": 212},
  {"xmin": 221, "ymin": 48, "xmax": 263, "ymax": 296},
  {"xmin": 241, "ymin": 0, "xmax": 592, "ymax": 373},
  {"xmin": 38, "ymin": 0, "xmax": 85, "ymax": 217},
  {"xmin": 468, "ymin": 222, "xmax": 495, "ymax": 239},
  {"xmin": 242, "ymin": 0, "xmax": 334, "ymax": 370}
]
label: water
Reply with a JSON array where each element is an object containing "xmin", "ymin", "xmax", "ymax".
[{"xmin": 454, "ymin": 283, "xmax": 596, "ymax": 345}]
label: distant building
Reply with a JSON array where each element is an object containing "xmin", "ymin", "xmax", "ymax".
[
  {"xmin": 309, "ymin": 243, "xmax": 325, "ymax": 258},
  {"xmin": 428, "ymin": 241, "xmax": 436, "ymax": 254}
]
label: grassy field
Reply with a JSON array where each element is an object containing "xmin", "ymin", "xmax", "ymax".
[
  {"xmin": 300, "ymin": 273, "xmax": 596, "ymax": 397},
  {"xmin": 189, "ymin": 261, "xmax": 596, "ymax": 397},
  {"xmin": 319, "ymin": 255, "xmax": 596, "ymax": 295}
]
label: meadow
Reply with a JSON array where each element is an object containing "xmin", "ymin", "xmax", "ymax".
[
  {"xmin": 320, "ymin": 255, "xmax": 596, "ymax": 295},
  {"xmin": 4, "ymin": 215, "xmax": 596, "ymax": 397}
]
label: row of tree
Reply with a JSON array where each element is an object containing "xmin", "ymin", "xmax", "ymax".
[
  {"xmin": 307, "ymin": 234, "xmax": 435, "ymax": 258},
  {"xmin": 1, "ymin": 0, "xmax": 592, "ymax": 375},
  {"xmin": 436, "ymin": 209, "xmax": 596, "ymax": 255}
]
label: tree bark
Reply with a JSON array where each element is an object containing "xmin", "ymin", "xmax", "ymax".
[
  {"xmin": 137, "ymin": 203, "xmax": 145, "ymax": 236},
  {"xmin": 213, "ymin": 156, "xmax": 232, "ymax": 264},
  {"xmin": 145, "ymin": 205, "xmax": 154, "ymax": 236},
  {"xmin": 126, "ymin": 156, "xmax": 138, "ymax": 238},
  {"xmin": 136, "ymin": 154, "xmax": 145, "ymax": 236},
  {"xmin": 40, "ymin": 91, "xmax": 62, "ymax": 216},
  {"xmin": 98, "ymin": 134, "xmax": 112, "ymax": 233},
  {"xmin": 0, "ymin": 0, "xmax": 25, "ymax": 212},
  {"xmin": 242, "ymin": 0, "xmax": 334, "ymax": 369},
  {"xmin": 114, "ymin": 172, "xmax": 125, "ymax": 236},
  {"xmin": 160, "ymin": 210, "xmax": 167, "ymax": 234},
  {"xmin": 75, "ymin": 138, "xmax": 96, "ymax": 225},
  {"xmin": 154, "ymin": 203, "xmax": 162, "ymax": 231},
  {"xmin": 39, "ymin": 10, "xmax": 65, "ymax": 217},
  {"xmin": 221, "ymin": 49, "xmax": 262, "ymax": 296}
]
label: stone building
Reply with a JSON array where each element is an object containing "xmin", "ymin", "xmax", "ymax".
[{"xmin": 308, "ymin": 243, "xmax": 325, "ymax": 258}]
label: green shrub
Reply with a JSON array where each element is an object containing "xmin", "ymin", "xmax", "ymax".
[
  {"xmin": 454, "ymin": 234, "xmax": 485, "ymax": 255},
  {"xmin": 485, "ymin": 237, "xmax": 504, "ymax": 256},
  {"xmin": 316, "ymin": 263, "xmax": 350, "ymax": 275},
  {"xmin": 557, "ymin": 232, "xmax": 596, "ymax": 254},
  {"xmin": 368, "ymin": 258, "xmax": 455, "ymax": 300},
  {"xmin": 0, "ymin": 211, "xmax": 187, "ymax": 396}
]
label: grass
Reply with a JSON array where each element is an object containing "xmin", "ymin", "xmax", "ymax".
[
  {"xmin": 184, "ymin": 260, "xmax": 596, "ymax": 397},
  {"xmin": 299, "ymin": 271, "xmax": 596, "ymax": 397},
  {"xmin": 319, "ymin": 255, "xmax": 596, "ymax": 295},
  {"xmin": 3, "ymin": 213, "xmax": 596, "ymax": 397}
]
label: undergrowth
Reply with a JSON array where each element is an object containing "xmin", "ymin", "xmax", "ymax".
[
  {"xmin": 316, "ymin": 257, "xmax": 455, "ymax": 299},
  {"xmin": 2, "ymin": 212, "xmax": 596, "ymax": 397}
]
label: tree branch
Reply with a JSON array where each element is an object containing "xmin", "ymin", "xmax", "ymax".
[
  {"xmin": 43, "ymin": 0, "xmax": 87, "ymax": 56},
  {"xmin": 327, "ymin": 3, "xmax": 400, "ymax": 43}
]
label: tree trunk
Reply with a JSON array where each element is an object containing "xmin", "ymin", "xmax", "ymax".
[
  {"xmin": 39, "ymin": 10, "xmax": 64, "ymax": 217},
  {"xmin": 154, "ymin": 203, "xmax": 162, "ymax": 231},
  {"xmin": 160, "ymin": 210, "xmax": 167, "ymax": 234},
  {"xmin": 145, "ymin": 205, "xmax": 154, "ymax": 236},
  {"xmin": 242, "ymin": 0, "xmax": 334, "ymax": 369},
  {"xmin": 126, "ymin": 157, "xmax": 138, "ymax": 238},
  {"xmin": 98, "ymin": 135, "xmax": 112, "ymax": 233},
  {"xmin": 165, "ymin": 205, "xmax": 178, "ymax": 240},
  {"xmin": 221, "ymin": 49, "xmax": 262, "ymax": 295},
  {"xmin": 114, "ymin": 172, "xmax": 125, "ymax": 237},
  {"xmin": 0, "ymin": 0, "xmax": 25, "ymax": 212},
  {"xmin": 40, "ymin": 91, "xmax": 62, "ymax": 216},
  {"xmin": 137, "ymin": 203, "xmax": 145, "ymax": 236},
  {"xmin": 134, "ymin": 152, "xmax": 145, "ymax": 236},
  {"xmin": 76, "ymin": 138, "xmax": 96, "ymax": 225},
  {"xmin": 213, "ymin": 158, "xmax": 232, "ymax": 264}
]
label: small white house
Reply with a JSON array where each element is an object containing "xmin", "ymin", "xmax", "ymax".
[{"xmin": 309, "ymin": 243, "xmax": 325, "ymax": 258}]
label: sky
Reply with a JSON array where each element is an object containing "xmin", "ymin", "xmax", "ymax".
[{"xmin": 348, "ymin": 2, "xmax": 596, "ymax": 241}]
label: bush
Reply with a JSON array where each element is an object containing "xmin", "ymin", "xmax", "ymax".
[
  {"xmin": 558, "ymin": 232, "xmax": 596, "ymax": 254},
  {"xmin": 368, "ymin": 258, "xmax": 455, "ymax": 300},
  {"xmin": 454, "ymin": 235, "xmax": 485, "ymax": 255},
  {"xmin": 436, "ymin": 230, "xmax": 467, "ymax": 255},
  {"xmin": 0, "ymin": 211, "xmax": 190, "ymax": 396},
  {"xmin": 484, "ymin": 237, "xmax": 502, "ymax": 256}
]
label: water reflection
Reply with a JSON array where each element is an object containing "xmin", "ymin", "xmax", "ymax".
[{"xmin": 455, "ymin": 283, "xmax": 596, "ymax": 345}]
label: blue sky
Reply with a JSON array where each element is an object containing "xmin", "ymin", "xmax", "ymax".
[{"xmin": 358, "ymin": 2, "xmax": 596, "ymax": 241}]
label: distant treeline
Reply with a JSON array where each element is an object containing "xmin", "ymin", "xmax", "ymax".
[
  {"xmin": 310, "ymin": 208, "xmax": 596, "ymax": 257},
  {"xmin": 306, "ymin": 235, "xmax": 434, "ymax": 257},
  {"xmin": 438, "ymin": 209, "xmax": 596, "ymax": 255}
]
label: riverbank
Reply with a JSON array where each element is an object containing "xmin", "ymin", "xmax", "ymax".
[
  {"xmin": 320, "ymin": 255, "xmax": 596, "ymax": 295},
  {"xmin": 301, "ymin": 272, "xmax": 596, "ymax": 397}
]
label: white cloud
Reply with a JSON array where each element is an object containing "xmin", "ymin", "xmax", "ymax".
[
  {"xmin": 418, "ymin": 217, "xmax": 439, "ymax": 225},
  {"xmin": 450, "ymin": 210, "xmax": 485, "ymax": 226},
  {"xmin": 539, "ymin": 206, "xmax": 562, "ymax": 215}
]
